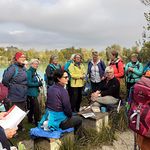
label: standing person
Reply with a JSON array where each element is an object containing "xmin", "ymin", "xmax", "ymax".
[
  {"xmin": 39, "ymin": 69, "xmax": 82, "ymax": 133},
  {"xmin": 26, "ymin": 59, "xmax": 43, "ymax": 126},
  {"xmin": 45, "ymin": 55, "xmax": 61, "ymax": 88},
  {"xmin": 2, "ymin": 51, "xmax": 27, "ymax": 131},
  {"xmin": 125, "ymin": 53, "xmax": 143, "ymax": 98},
  {"xmin": 109, "ymin": 50, "xmax": 124, "ymax": 81},
  {"xmin": 87, "ymin": 50, "xmax": 106, "ymax": 92},
  {"xmin": 64, "ymin": 54, "xmax": 75, "ymax": 96},
  {"xmin": 68, "ymin": 54, "xmax": 86, "ymax": 112}
]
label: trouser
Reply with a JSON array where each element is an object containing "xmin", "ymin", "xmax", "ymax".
[
  {"xmin": 92, "ymin": 96, "xmax": 119, "ymax": 107},
  {"xmin": 66, "ymin": 80, "xmax": 72, "ymax": 99},
  {"xmin": 9, "ymin": 101, "xmax": 27, "ymax": 130},
  {"xmin": 91, "ymin": 81, "xmax": 102, "ymax": 92},
  {"xmin": 126, "ymin": 82, "xmax": 136, "ymax": 99},
  {"xmin": 70, "ymin": 87, "xmax": 83, "ymax": 112},
  {"xmin": 59, "ymin": 116, "xmax": 82, "ymax": 133},
  {"xmin": 27, "ymin": 96, "xmax": 40, "ymax": 126}
]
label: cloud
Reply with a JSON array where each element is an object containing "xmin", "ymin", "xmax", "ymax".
[
  {"xmin": 0, "ymin": 0, "xmax": 147, "ymax": 50},
  {"xmin": 9, "ymin": 30, "xmax": 25, "ymax": 35}
]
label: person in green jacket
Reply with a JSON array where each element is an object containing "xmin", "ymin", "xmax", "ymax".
[
  {"xmin": 125, "ymin": 53, "xmax": 143, "ymax": 98},
  {"xmin": 27, "ymin": 59, "xmax": 43, "ymax": 126}
]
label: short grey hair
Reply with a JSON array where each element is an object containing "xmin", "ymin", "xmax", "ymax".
[
  {"xmin": 30, "ymin": 59, "xmax": 40, "ymax": 65},
  {"xmin": 105, "ymin": 66, "xmax": 114, "ymax": 73}
]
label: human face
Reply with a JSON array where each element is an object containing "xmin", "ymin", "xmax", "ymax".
[
  {"xmin": 52, "ymin": 57, "xmax": 58, "ymax": 64},
  {"xmin": 131, "ymin": 56, "xmax": 138, "ymax": 63},
  {"xmin": 92, "ymin": 55, "xmax": 99, "ymax": 62},
  {"xmin": 110, "ymin": 54, "xmax": 115, "ymax": 61},
  {"xmin": 17, "ymin": 55, "xmax": 26, "ymax": 64},
  {"xmin": 58, "ymin": 72, "xmax": 69, "ymax": 86},
  {"xmin": 31, "ymin": 62, "xmax": 39, "ymax": 69},
  {"xmin": 105, "ymin": 71, "xmax": 114, "ymax": 80},
  {"xmin": 74, "ymin": 55, "xmax": 81, "ymax": 63}
]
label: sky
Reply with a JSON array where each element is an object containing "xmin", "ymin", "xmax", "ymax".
[{"xmin": 0, "ymin": 0, "xmax": 148, "ymax": 51}]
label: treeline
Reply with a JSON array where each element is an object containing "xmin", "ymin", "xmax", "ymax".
[{"xmin": 0, "ymin": 41, "xmax": 149, "ymax": 65}]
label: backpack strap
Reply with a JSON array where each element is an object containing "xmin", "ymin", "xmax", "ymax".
[{"xmin": 12, "ymin": 64, "xmax": 18, "ymax": 78}]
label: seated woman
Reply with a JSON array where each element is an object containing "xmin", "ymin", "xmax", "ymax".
[
  {"xmin": 39, "ymin": 69, "xmax": 82, "ymax": 133},
  {"xmin": 91, "ymin": 66, "xmax": 120, "ymax": 109}
]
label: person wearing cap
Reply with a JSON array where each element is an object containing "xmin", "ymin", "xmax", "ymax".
[
  {"xmin": 87, "ymin": 50, "xmax": 106, "ymax": 92},
  {"xmin": 26, "ymin": 59, "xmax": 43, "ymax": 126},
  {"xmin": 2, "ymin": 51, "xmax": 28, "ymax": 131},
  {"xmin": 125, "ymin": 53, "xmax": 143, "ymax": 98},
  {"xmin": 109, "ymin": 50, "xmax": 124, "ymax": 81}
]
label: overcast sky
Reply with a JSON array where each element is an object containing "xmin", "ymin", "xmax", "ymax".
[{"xmin": 0, "ymin": 0, "xmax": 147, "ymax": 51}]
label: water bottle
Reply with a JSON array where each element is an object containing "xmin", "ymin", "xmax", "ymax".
[{"xmin": 101, "ymin": 106, "xmax": 107, "ymax": 113}]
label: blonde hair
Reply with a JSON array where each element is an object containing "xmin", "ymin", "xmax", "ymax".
[
  {"xmin": 92, "ymin": 51, "xmax": 99, "ymax": 56},
  {"xmin": 49, "ymin": 55, "xmax": 58, "ymax": 64}
]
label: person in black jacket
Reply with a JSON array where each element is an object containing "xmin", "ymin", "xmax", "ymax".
[
  {"xmin": 45, "ymin": 55, "xmax": 61, "ymax": 88},
  {"xmin": 91, "ymin": 66, "xmax": 120, "ymax": 107}
]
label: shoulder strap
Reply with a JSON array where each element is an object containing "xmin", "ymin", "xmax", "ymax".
[
  {"xmin": 12, "ymin": 64, "xmax": 18, "ymax": 78},
  {"xmin": 49, "ymin": 64, "xmax": 57, "ymax": 70},
  {"xmin": 100, "ymin": 61, "xmax": 105, "ymax": 71}
]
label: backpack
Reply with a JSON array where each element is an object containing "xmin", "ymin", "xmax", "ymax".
[
  {"xmin": 128, "ymin": 76, "xmax": 150, "ymax": 137},
  {"xmin": 0, "ymin": 83, "xmax": 8, "ymax": 102},
  {"xmin": 44, "ymin": 64, "xmax": 61, "ymax": 84},
  {"xmin": 3, "ymin": 64, "xmax": 19, "ymax": 82},
  {"xmin": 115, "ymin": 60, "xmax": 125, "ymax": 78}
]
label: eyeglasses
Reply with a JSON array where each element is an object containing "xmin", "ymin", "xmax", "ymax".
[{"xmin": 62, "ymin": 76, "xmax": 69, "ymax": 79}]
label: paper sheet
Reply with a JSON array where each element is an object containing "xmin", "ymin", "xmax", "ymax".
[{"xmin": 0, "ymin": 105, "xmax": 28, "ymax": 129}]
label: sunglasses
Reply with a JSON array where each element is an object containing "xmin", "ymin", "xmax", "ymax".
[{"xmin": 62, "ymin": 76, "xmax": 69, "ymax": 79}]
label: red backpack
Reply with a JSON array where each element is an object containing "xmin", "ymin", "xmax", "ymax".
[
  {"xmin": 0, "ymin": 83, "xmax": 8, "ymax": 103},
  {"xmin": 128, "ymin": 76, "xmax": 150, "ymax": 137}
]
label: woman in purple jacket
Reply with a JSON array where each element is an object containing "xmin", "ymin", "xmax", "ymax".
[{"xmin": 42, "ymin": 69, "xmax": 82, "ymax": 132}]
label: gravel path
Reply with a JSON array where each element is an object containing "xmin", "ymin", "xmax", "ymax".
[{"xmin": 101, "ymin": 130, "xmax": 135, "ymax": 150}]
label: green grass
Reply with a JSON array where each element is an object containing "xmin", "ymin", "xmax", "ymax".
[
  {"xmin": 10, "ymin": 79, "xmax": 128, "ymax": 149},
  {"xmin": 10, "ymin": 117, "xmax": 35, "ymax": 146}
]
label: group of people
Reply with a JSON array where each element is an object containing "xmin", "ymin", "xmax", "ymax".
[{"xmin": 0, "ymin": 49, "xmax": 149, "ymax": 150}]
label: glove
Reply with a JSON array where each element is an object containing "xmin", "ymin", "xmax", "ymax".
[{"xmin": 38, "ymin": 81, "xmax": 43, "ymax": 87}]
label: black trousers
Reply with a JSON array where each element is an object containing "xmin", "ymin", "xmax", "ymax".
[
  {"xmin": 126, "ymin": 82, "xmax": 136, "ymax": 99},
  {"xmin": 91, "ymin": 81, "xmax": 102, "ymax": 92},
  {"xmin": 59, "ymin": 116, "xmax": 82, "ymax": 133},
  {"xmin": 27, "ymin": 96, "xmax": 40, "ymax": 126},
  {"xmin": 70, "ymin": 87, "xmax": 83, "ymax": 112}
]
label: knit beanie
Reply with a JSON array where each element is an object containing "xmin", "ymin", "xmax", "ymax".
[{"xmin": 15, "ymin": 52, "xmax": 24, "ymax": 60}]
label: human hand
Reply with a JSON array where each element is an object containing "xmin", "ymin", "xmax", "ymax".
[
  {"xmin": 101, "ymin": 76, "xmax": 105, "ymax": 80},
  {"xmin": 4, "ymin": 128, "xmax": 17, "ymax": 139},
  {"xmin": 91, "ymin": 91, "xmax": 101, "ymax": 101},
  {"xmin": 128, "ymin": 67, "xmax": 134, "ymax": 72},
  {"xmin": 0, "ymin": 112, "xmax": 7, "ymax": 120}
]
